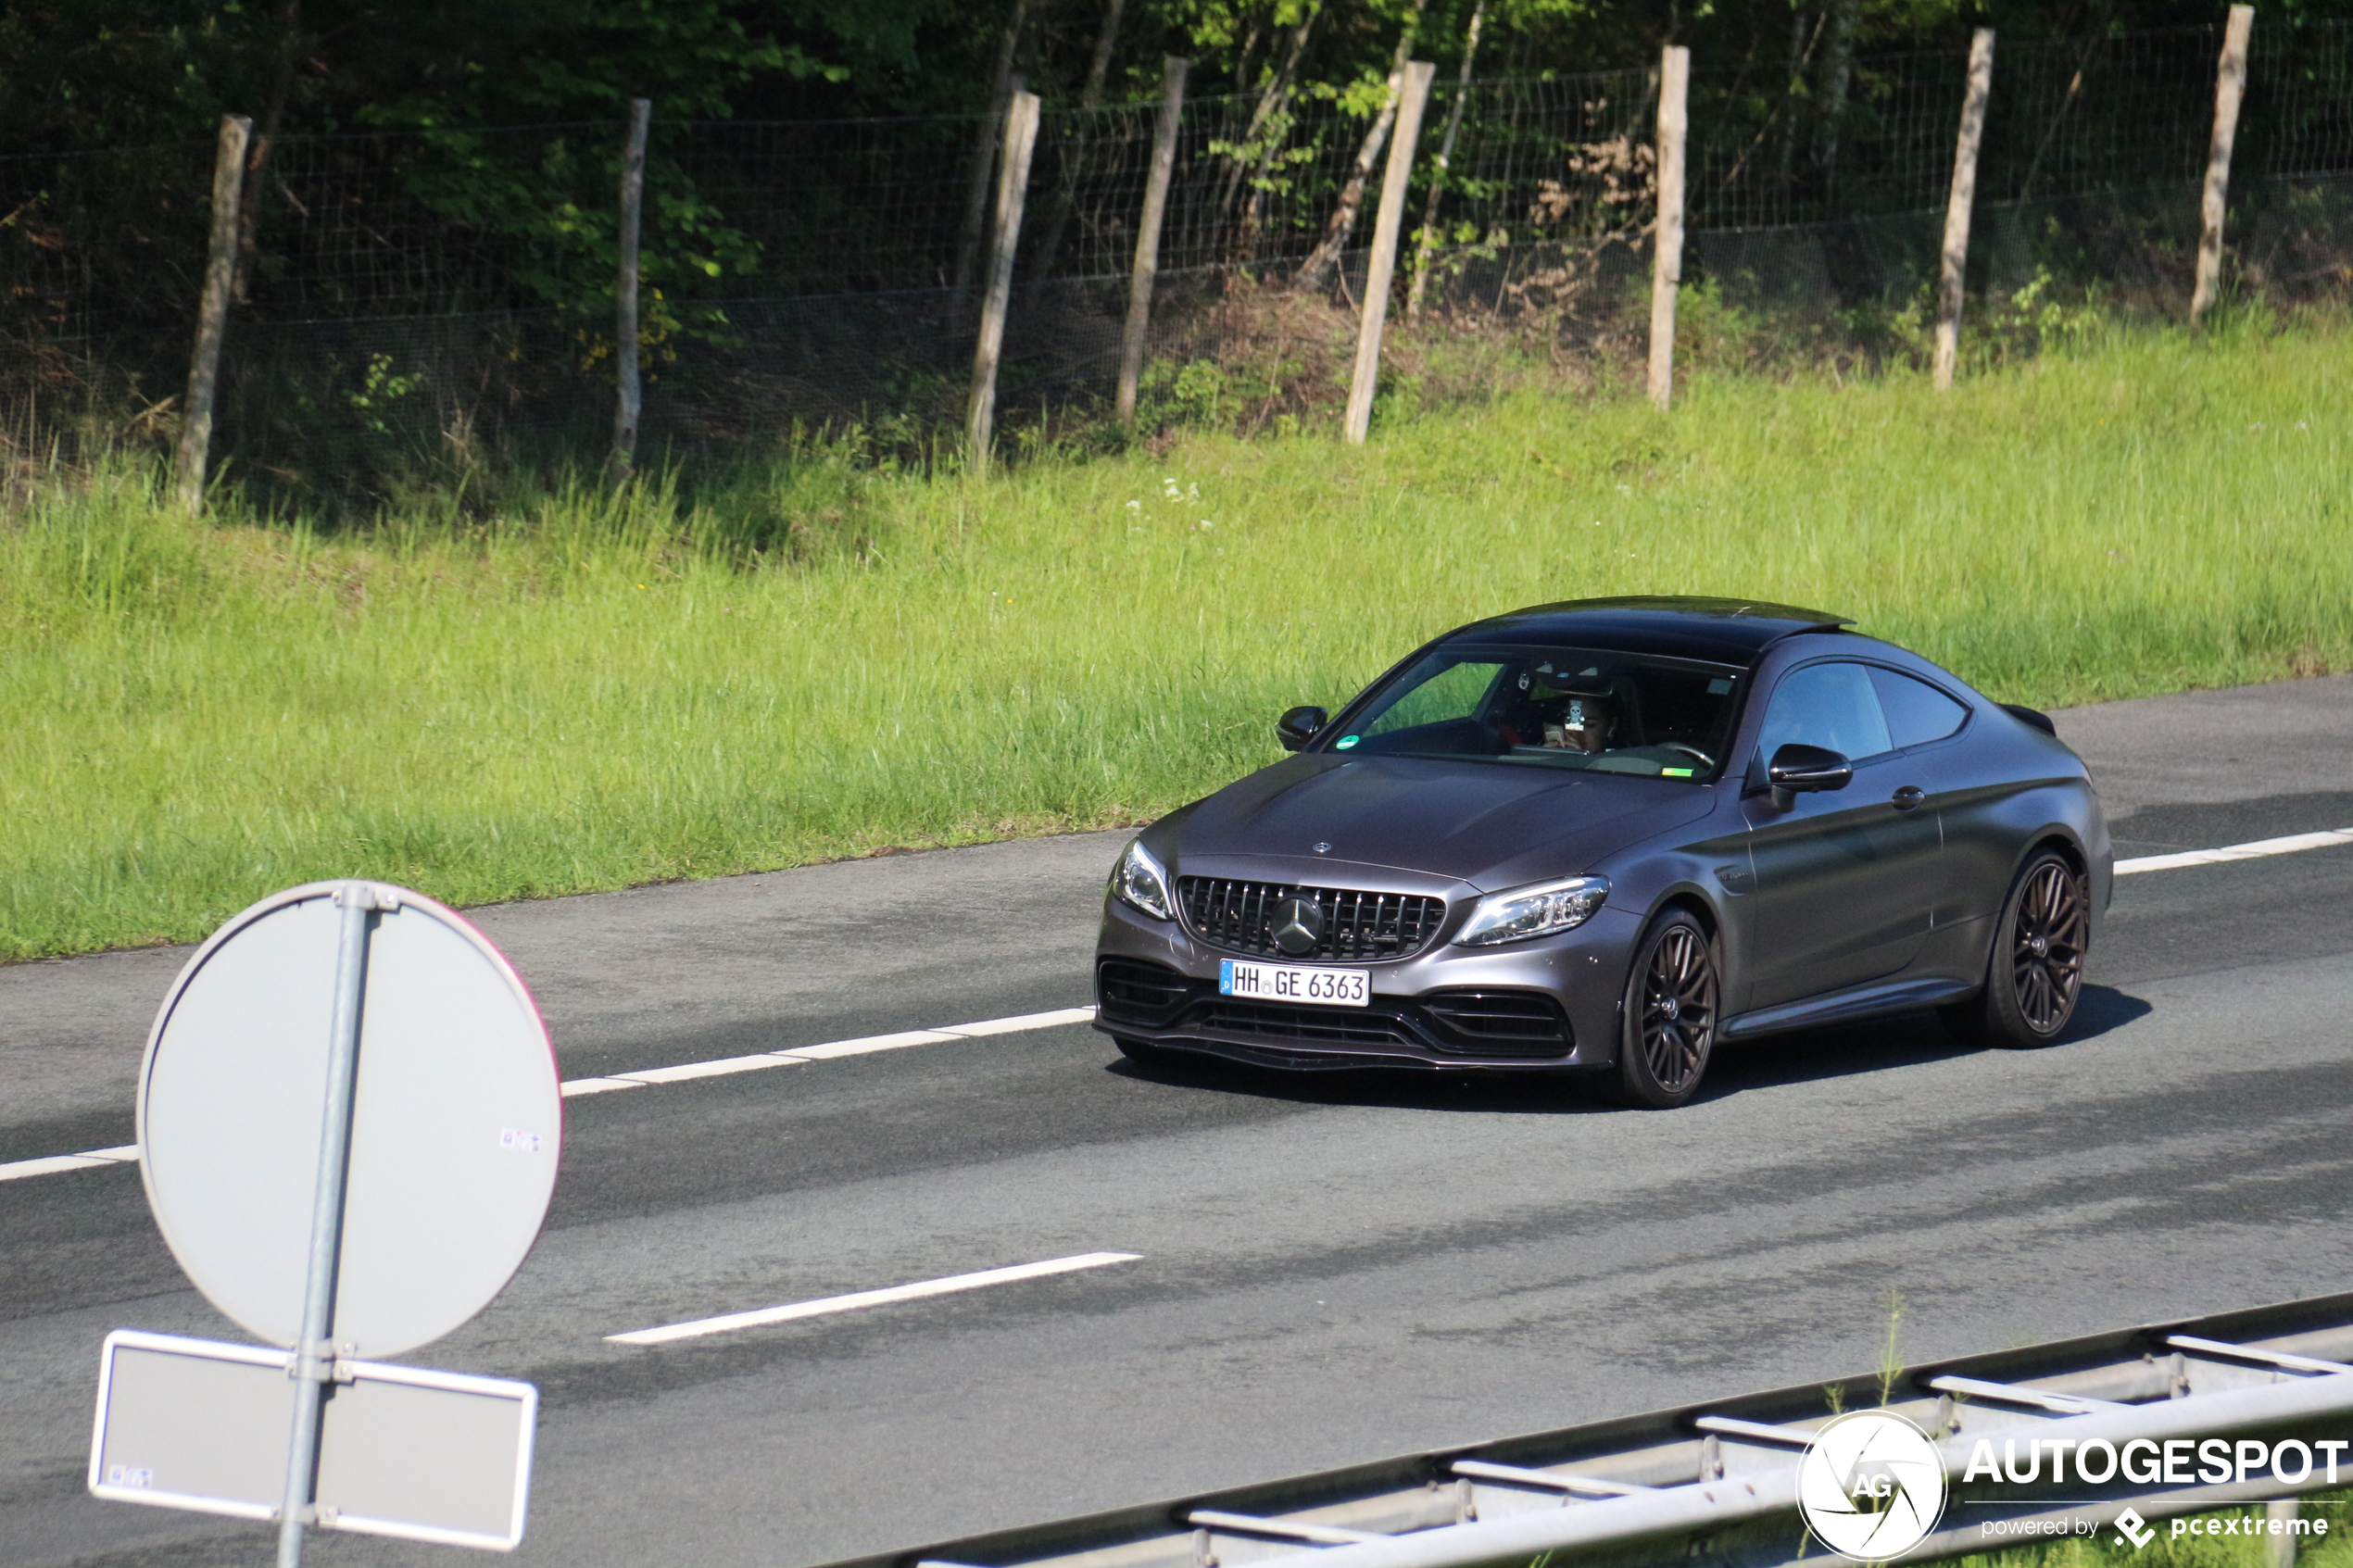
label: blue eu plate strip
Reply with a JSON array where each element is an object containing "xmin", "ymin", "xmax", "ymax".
[{"xmin": 1219, "ymin": 960, "xmax": 1235, "ymax": 995}]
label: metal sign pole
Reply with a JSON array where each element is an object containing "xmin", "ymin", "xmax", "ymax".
[
  {"xmin": 276, "ymin": 883, "xmax": 382, "ymax": 1567},
  {"xmin": 106, "ymin": 878, "xmax": 558, "ymax": 1549}
]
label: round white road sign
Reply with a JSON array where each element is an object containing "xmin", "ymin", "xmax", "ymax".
[{"xmin": 137, "ymin": 883, "xmax": 561, "ymax": 1359}]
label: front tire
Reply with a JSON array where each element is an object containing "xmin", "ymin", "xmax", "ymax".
[
  {"xmin": 1615, "ymin": 911, "xmax": 1719, "ymax": 1110},
  {"xmin": 1942, "ymin": 849, "xmax": 2087, "ymax": 1048}
]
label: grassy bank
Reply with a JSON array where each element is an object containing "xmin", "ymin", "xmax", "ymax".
[
  {"xmin": 1919, "ymin": 1496, "xmax": 2351, "ymax": 1568},
  {"xmin": 6, "ymin": 317, "xmax": 2349, "ymax": 960}
]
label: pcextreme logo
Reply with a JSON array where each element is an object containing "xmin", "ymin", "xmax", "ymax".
[{"xmin": 1796, "ymin": 1411, "xmax": 1949, "ymax": 1562}]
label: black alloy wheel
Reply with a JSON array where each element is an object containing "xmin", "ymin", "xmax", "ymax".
[
  {"xmin": 1616, "ymin": 911, "xmax": 1718, "ymax": 1110},
  {"xmin": 1943, "ymin": 849, "xmax": 2087, "ymax": 1048}
]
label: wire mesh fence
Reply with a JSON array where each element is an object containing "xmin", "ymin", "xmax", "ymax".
[{"xmin": 2, "ymin": 18, "xmax": 2349, "ymax": 506}]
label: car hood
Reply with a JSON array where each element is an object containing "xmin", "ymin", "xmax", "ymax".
[{"xmin": 1173, "ymin": 754, "xmax": 1720, "ymax": 889}]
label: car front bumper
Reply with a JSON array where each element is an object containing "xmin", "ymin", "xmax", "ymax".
[{"xmin": 1092, "ymin": 891, "xmax": 1639, "ymax": 1073}]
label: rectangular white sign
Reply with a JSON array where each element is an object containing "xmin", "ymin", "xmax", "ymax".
[{"xmin": 90, "ymin": 1329, "xmax": 537, "ymax": 1551}]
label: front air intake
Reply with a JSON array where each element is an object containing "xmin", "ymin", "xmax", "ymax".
[{"xmin": 1421, "ymin": 990, "xmax": 1573, "ymax": 1056}]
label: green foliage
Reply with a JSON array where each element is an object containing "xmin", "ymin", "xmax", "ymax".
[
  {"xmin": 1876, "ymin": 1290, "xmax": 1909, "ymax": 1409},
  {"xmin": 6, "ymin": 0, "xmax": 2350, "ymax": 379},
  {"xmin": 8, "ymin": 0, "xmax": 2338, "ymax": 160},
  {"xmin": 4, "ymin": 320, "xmax": 2351, "ymax": 958},
  {"xmin": 1949, "ymin": 1494, "xmax": 2353, "ymax": 1568}
]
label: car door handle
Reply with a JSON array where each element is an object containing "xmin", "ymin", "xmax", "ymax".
[{"xmin": 1890, "ymin": 785, "xmax": 1927, "ymax": 811}]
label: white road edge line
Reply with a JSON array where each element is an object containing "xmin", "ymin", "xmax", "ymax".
[
  {"xmin": 0, "ymin": 1147, "xmax": 139, "ymax": 1181},
  {"xmin": 2113, "ymin": 827, "xmax": 2353, "ymax": 876},
  {"xmin": 13, "ymin": 827, "xmax": 2353, "ymax": 1188},
  {"xmin": 605, "ymin": 1251, "xmax": 1143, "ymax": 1346}
]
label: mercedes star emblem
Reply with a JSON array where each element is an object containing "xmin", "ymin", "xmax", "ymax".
[{"xmin": 1268, "ymin": 897, "xmax": 1325, "ymax": 956}]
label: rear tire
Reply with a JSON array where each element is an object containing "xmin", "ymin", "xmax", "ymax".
[
  {"xmin": 1614, "ymin": 911, "xmax": 1719, "ymax": 1110},
  {"xmin": 1942, "ymin": 849, "xmax": 2087, "ymax": 1048}
]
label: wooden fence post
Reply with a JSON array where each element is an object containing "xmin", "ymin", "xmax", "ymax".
[
  {"xmin": 1934, "ymin": 30, "xmax": 1995, "ymax": 391},
  {"xmin": 173, "ymin": 114, "xmax": 253, "ymax": 516},
  {"xmin": 1117, "ymin": 57, "xmax": 1189, "ymax": 425},
  {"xmin": 1646, "ymin": 45, "xmax": 1690, "ymax": 413},
  {"xmin": 607, "ymin": 98, "xmax": 651, "ymax": 493},
  {"xmin": 2192, "ymin": 5, "xmax": 2255, "ymax": 324},
  {"xmin": 1342, "ymin": 61, "xmax": 1436, "ymax": 445},
  {"xmin": 967, "ymin": 90, "xmax": 1042, "ymax": 470}
]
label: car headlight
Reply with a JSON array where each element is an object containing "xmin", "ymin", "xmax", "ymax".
[
  {"xmin": 1453, "ymin": 875, "xmax": 1610, "ymax": 947},
  {"xmin": 1112, "ymin": 837, "xmax": 1175, "ymax": 922}
]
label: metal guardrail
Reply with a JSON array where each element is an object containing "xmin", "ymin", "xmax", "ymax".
[{"xmin": 829, "ymin": 1292, "xmax": 2353, "ymax": 1568}]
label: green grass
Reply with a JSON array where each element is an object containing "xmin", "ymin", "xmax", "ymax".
[
  {"xmin": 6, "ymin": 314, "xmax": 2350, "ymax": 960},
  {"xmin": 1937, "ymin": 1495, "xmax": 2351, "ymax": 1568}
]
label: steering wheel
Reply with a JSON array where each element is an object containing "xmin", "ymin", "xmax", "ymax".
[{"xmin": 1662, "ymin": 744, "xmax": 1716, "ymax": 769}]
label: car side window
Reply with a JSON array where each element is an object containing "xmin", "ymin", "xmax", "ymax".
[
  {"xmin": 1867, "ymin": 666, "xmax": 1969, "ymax": 749},
  {"xmin": 1361, "ymin": 659, "xmax": 1508, "ymax": 738},
  {"xmin": 1755, "ymin": 661, "xmax": 1893, "ymax": 763}
]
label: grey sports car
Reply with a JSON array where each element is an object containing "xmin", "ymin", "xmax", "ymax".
[{"xmin": 1093, "ymin": 596, "xmax": 2110, "ymax": 1108}]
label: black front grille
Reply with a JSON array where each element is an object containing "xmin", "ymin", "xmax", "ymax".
[
  {"xmin": 1096, "ymin": 958, "xmax": 1196, "ymax": 1025},
  {"xmin": 1422, "ymin": 990, "xmax": 1574, "ymax": 1056},
  {"xmin": 1177, "ymin": 877, "xmax": 1445, "ymax": 962},
  {"xmin": 1190, "ymin": 999, "xmax": 1418, "ymax": 1047}
]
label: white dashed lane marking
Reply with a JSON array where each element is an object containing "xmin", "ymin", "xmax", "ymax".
[
  {"xmin": 604, "ymin": 1252, "xmax": 1143, "ymax": 1346},
  {"xmin": 2112, "ymin": 827, "xmax": 2353, "ymax": 876}
]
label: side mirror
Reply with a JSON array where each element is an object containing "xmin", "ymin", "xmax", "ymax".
[
  {"xmin": 1764, "ymin": 743, "xmax": 1853, "ymax": 809},
  {"xmin": 1277, "ymin": 705, "xmax": 1329, "ymax": 751}
]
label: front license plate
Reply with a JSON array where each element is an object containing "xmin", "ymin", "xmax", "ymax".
[{"xmin": 1218, "ymin": 960, "xmax": 1369, "ymax": 1008}]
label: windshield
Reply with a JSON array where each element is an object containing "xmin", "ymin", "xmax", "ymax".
[{"xmin": 1327, "ymin": 645, "xmax": 1744, "ymax": 780}]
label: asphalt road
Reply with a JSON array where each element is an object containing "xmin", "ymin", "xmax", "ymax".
[{"xmin": 3, "ymin": 674, "xmax": 2349, "ymax": 1568}]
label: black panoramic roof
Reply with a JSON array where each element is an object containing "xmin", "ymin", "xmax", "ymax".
[{"xmin": 1442, "ymin": 596, "xmax": 1856, "ymax": 665}]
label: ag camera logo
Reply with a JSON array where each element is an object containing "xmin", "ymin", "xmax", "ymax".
[{"xmin": 1797, "ymin": 1411, "xmax": 1949, "ymax": 1562}]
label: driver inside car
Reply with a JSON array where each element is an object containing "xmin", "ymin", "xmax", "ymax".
[
  {"xmin": 1497, "ymin": 671, "xmax": 1619, "ymax": 753},
  {"xmin": 1542, "ymin": 689, "xmax": 1615, "ymax": 752}
]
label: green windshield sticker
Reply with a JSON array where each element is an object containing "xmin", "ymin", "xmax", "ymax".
[
  {"xmin": 1335, "ymin": 734, "xmax": 1360, "ymax": 749},
  {"xmin": 1662, "ymin": 767, "xmax": 1694, "ymax": 777}
]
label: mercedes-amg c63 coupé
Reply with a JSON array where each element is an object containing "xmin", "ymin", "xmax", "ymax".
[{"xmin": 1094, "ymin": 596, "xmax": 2110, "ymax": 1108}]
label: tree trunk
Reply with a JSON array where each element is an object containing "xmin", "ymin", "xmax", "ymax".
[
  {"xmin": 1232, "ymin": 18, "xmax": 1262, "ymax": 94},
  {"xmin": 1227, "ymin": 1, "xmax": 1323, "ymax": 257},
  {"xmin": 1295, "ymin": 0, "xmax": 1429, "ymax": 292},
  {"xmin": 233, "ymin": 0, "xmax": 303, "ymax": 306},
  {"xmin": 1026, "ymin": 0, "xmax": 1128, "ymax": 293},
  {"xmin": 1406, "ymin": 0, "xmax": 1486, "ymax": 320},
  {"xmin": 954, "ymin": 0, "xmax": 1032, "ymax": 298},
  {"xmin": 1815, "ymin": 0, "xmax": 1859, "ymax": 185},
  {"xmin": 1778, "ymin": 6, "xmax": 1809, "ymax": 184}
]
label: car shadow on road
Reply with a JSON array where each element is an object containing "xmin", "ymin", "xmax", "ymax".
[
  {"xmin": 1698, "ymin": 984, "xmax": 2153, "ymax": 1102},
  {"xmin": 1104, "ymin": 984, "xmax": 2155, "ymax": 1115}
]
